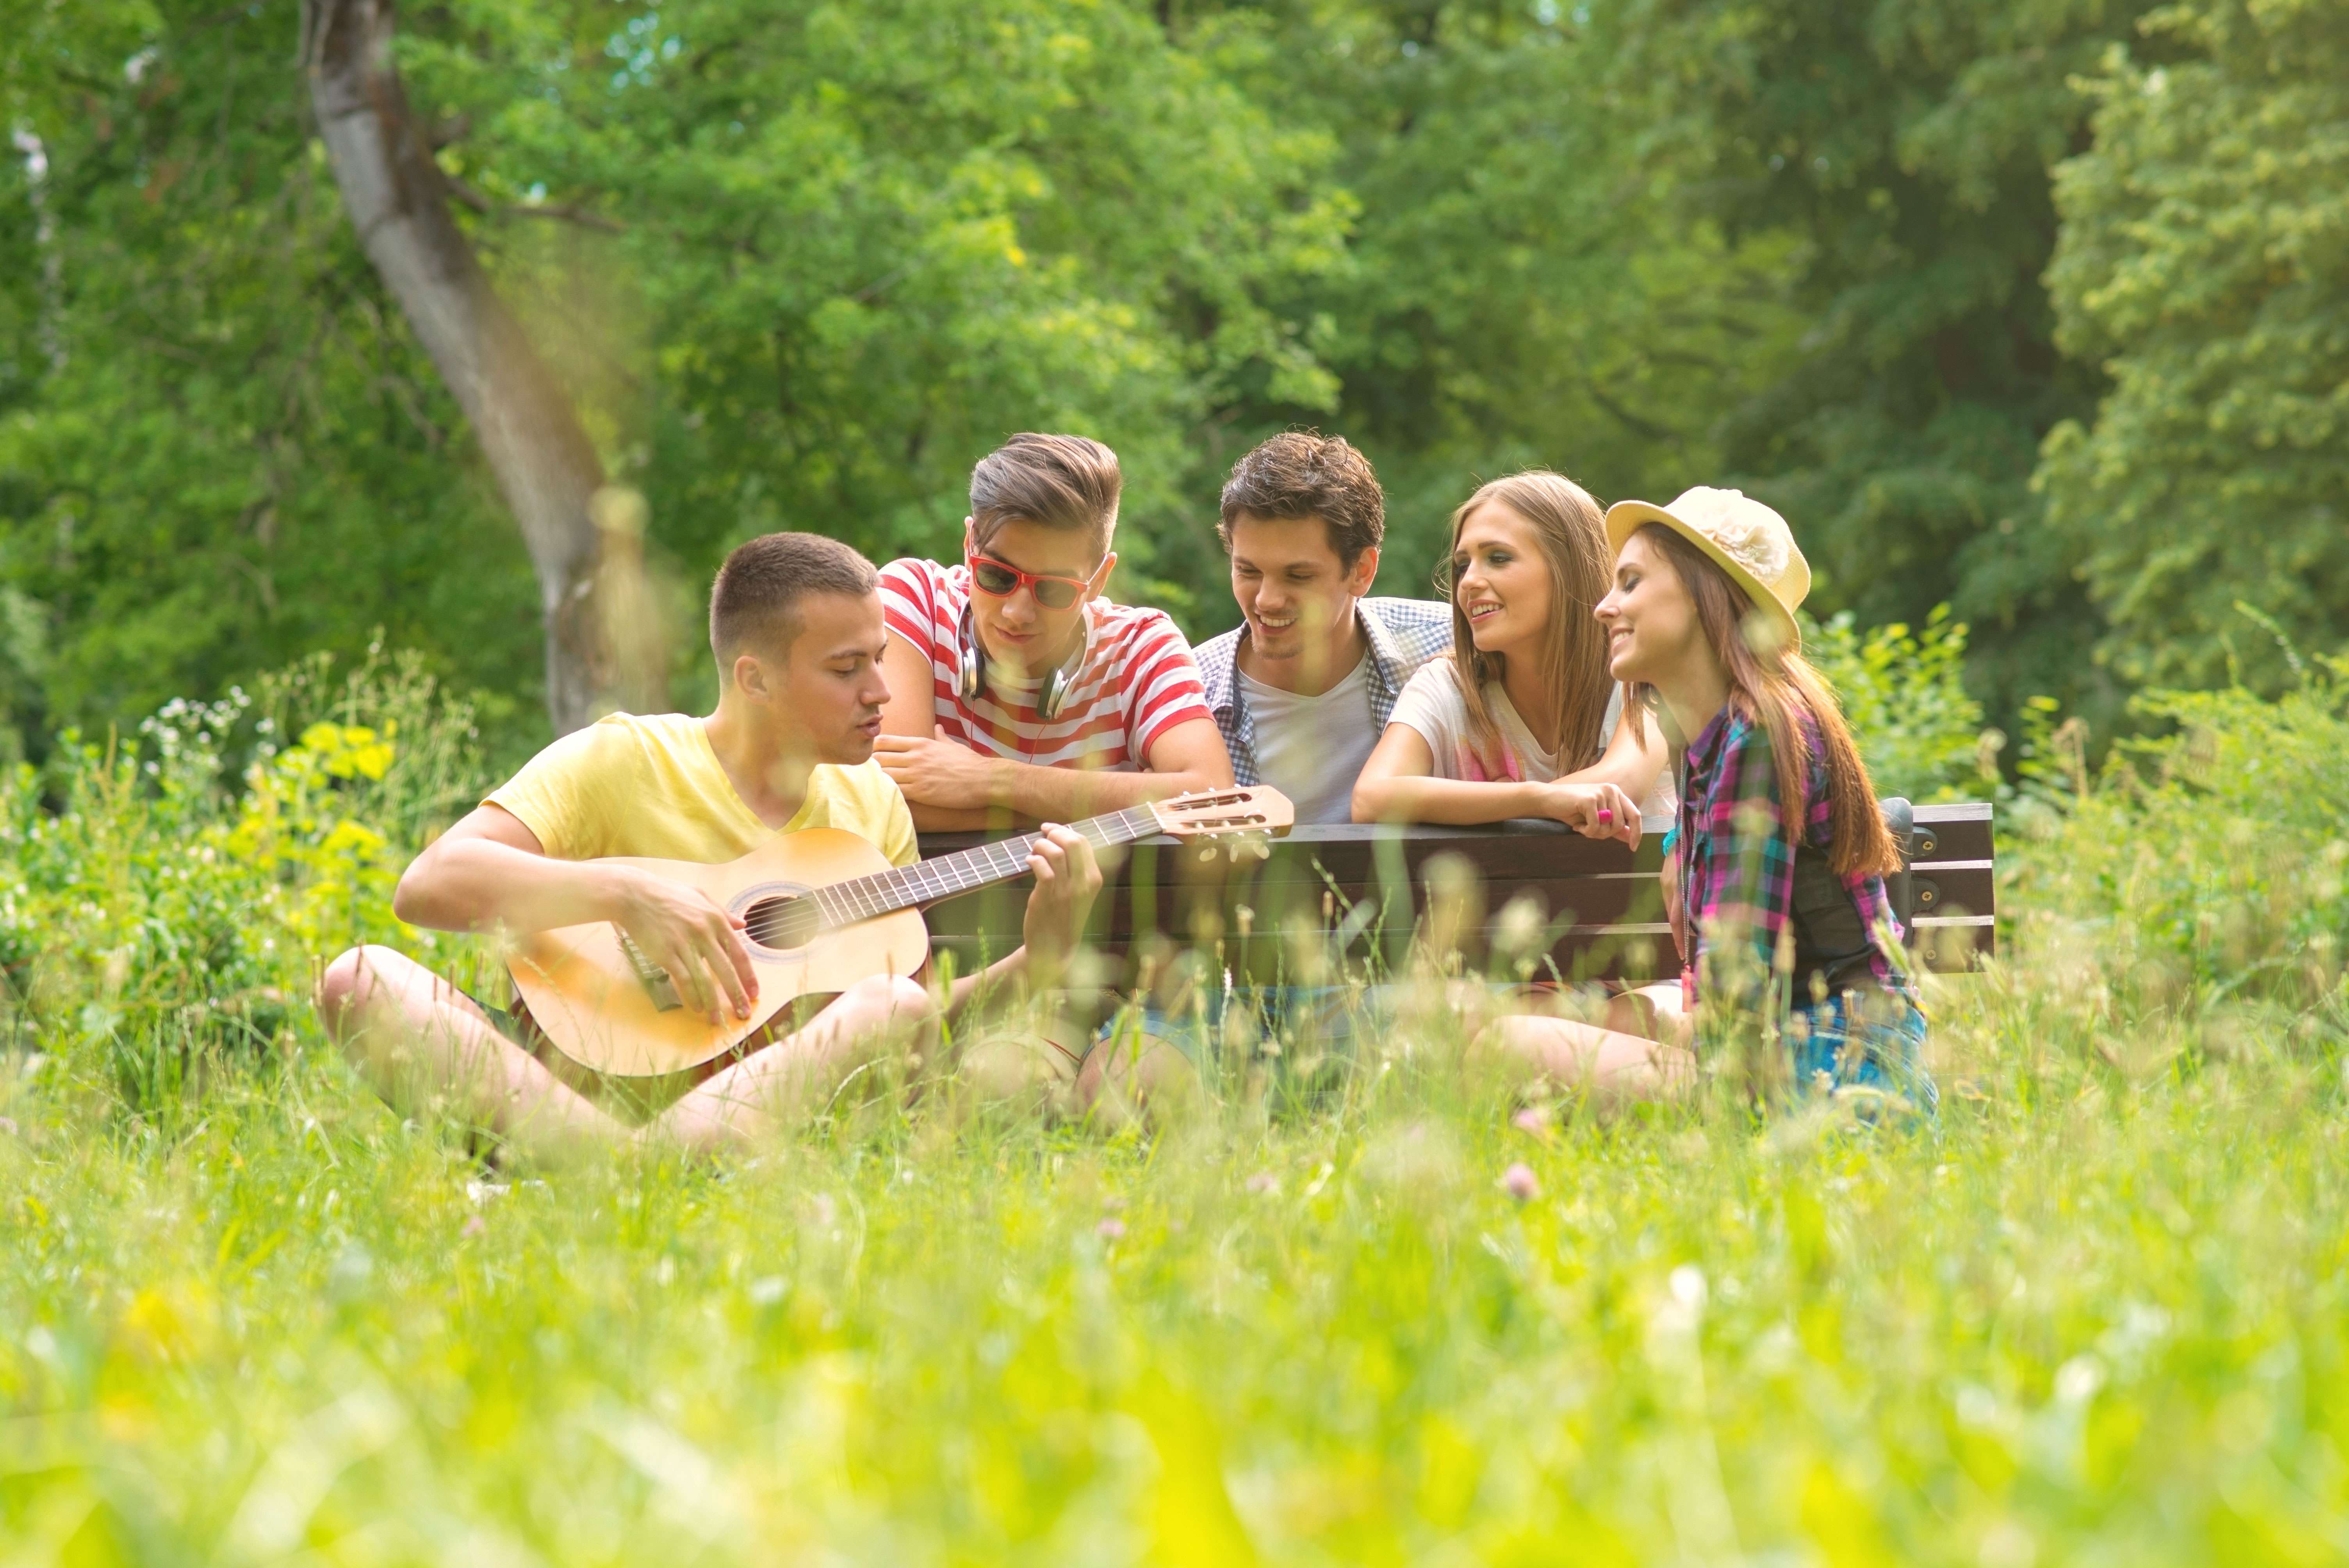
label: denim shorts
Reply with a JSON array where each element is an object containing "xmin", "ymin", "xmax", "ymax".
[
  {"xmin": 1090, "ymin": 984, "xmax": 1380, "ymax": 1086},
  {"xmin": 1784, "ymin": 993, "xmax": 1936, "ymax": 1115}
]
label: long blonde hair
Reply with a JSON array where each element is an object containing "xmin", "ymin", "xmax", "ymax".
[
  {"xmin": 1635, "ymin": 523, "xmax": 1898, "ymax": 879},
  {"xmin": 1439, "ymin": 471, "xmax": 1616, "ymax": 774}
]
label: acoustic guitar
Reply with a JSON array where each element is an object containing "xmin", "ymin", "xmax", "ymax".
[{"xmin": 508, "ymin": 786, "xmax": 1294, "ymax": 1080}]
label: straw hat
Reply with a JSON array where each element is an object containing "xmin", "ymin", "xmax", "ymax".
[{"xmin": 1604, "ymin": 486, "xmax": 1810, "ymax": 652}]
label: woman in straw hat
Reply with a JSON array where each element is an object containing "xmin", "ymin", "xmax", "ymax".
[
  {"xmin": 1350, "ymin": 470, "xmax": 1671, "ymax": 832},
  {"xmin": 1477, "ymin": 486, "xmax": 1935, "ymax": 1110}
]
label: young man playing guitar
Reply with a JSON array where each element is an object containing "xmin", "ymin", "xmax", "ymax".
[{"xmin": 314, "ymin": 532, "xmax": 1103, "ymax": 1162}]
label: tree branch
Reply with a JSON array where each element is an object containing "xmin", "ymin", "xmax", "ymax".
[{"xmin": 299, "ymin": 0, "xmax": 657, "ymax": 730}]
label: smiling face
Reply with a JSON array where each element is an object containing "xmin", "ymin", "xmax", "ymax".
[
  {"xmin": 1595, "ymin": 528, "xmax": 1703, "ymax": 686},
  {"xmin": 1450, "ymin": 501, "xmax": 1555, "ymax": 657},
  {"xmin": 1228, "ymin": 513, "xmax": 1377, "ymax": 683},
  {"xmin": 966, "ymin": 518, "xmax": 1109, "ymax": 678},
  {"xmin": 734, "ymin": 589, "xmax": 893, "ymax": 766}
]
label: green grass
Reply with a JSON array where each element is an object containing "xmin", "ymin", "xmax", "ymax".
[
  {"xmin": 4, "ymin": 654, "xmax": 2348, "ymax": 1564},
  {"xmin": 6, "ymin": 967, "xmax": 2349, "ymax": 1565}
]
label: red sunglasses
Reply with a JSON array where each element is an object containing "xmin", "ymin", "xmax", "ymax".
[{"xmin": 965, "ymin": 549, "xmax": 1096, "ymax": 610}]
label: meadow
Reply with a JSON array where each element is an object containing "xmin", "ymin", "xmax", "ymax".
[{"xmin": 4, "ymin": 642, "xmax": 2347, "ymax": 1565}]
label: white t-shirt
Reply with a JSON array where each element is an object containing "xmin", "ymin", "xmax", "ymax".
[
  {"xmin": 1236, "ymin": 654, "xmax": 1379, "ymax": 825},
  {"xmin": 1387, "ymin": 662, "xmax": 1676, "ymax": 818}
]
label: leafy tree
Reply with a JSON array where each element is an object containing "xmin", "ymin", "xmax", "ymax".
[
  {"xmin": 0, "ymin": 0, "xmax": 1348, "ymax": 748},
  {"xmin": 0, "ymin": 4, "xmax": 543, "ymax": 754},
  {"xmin": 1173, "ymin": 0, "xmax": 1808, "ymax": 584},
  {"xmin": 397, "ymin": 0, "xmax": 1354, "ymax": 657},
  {"xmin": 1615, "ymin": 0, "xmax": 2159, "ymax": 722},
  {"xmin": 12, "ymin": 0, "xmax": 2316, "ymax": 759},
  {"xmin": 305, "ymin": 0, "xmax": 639, "ymax": 734},
  {"xmin": 2038, "ymin": 0, "xmax": 2349, "ymax": 690}
]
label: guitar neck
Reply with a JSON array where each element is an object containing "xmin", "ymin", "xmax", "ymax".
[{"xmin": 806, "ymin": 805, "xmax": 1161, "ymax": 929}]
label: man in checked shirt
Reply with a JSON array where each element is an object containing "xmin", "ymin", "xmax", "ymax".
[{"xmin": 1191, "ymin": 431, "xmax": 1452, "ymax": 823}]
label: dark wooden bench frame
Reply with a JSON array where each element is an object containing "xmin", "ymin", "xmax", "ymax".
[{"xmin": 918, "ymin": 801, "xmax": 1994, "ymax": 985}]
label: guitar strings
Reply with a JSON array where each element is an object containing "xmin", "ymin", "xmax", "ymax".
[{"xmin": 733, "ymin": 797, "xmax": 1270, "ymax": 947}]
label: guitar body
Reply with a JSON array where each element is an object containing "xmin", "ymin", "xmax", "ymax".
[{"xmin": 509, "ymin": 829, "xmax": 931, "ymax": 1080}]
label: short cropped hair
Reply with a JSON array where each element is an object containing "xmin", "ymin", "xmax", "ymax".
[
  {"xmin": 969, "ymin": 433, "xmax": 1122, "ymax": 555},
  {"xmin": 1218, "ymin": 431, "xmax": 1385, "ymax": 569},
  {"xmin": 708, "ymin": 531, "xmax": 877, "ymax": 662}
]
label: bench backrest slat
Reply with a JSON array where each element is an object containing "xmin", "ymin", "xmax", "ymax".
[{"xmin": 918, "ymin": 800, "xmax": 1996, "ymax": 979}]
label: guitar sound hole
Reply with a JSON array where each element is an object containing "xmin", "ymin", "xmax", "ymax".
[{"xmin": 742, "ymin": 894, "xmax": 820, "ymax": 952}]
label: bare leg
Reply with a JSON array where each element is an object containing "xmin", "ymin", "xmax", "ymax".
[
  {"xmin": 1604, "ymin": 980, "xmax": 1688, "ymax": 1040},
  {"xmin": 954, "ymin": 1014, "xmax": 1085, "ymax": 1119},
  {"xmin": 1074, "ymin": 1027, "xmax": 1203, "ymax": 1129},
  {"xmin": 1473, "ymin": 1014, "xmax": 1697, "ymax": 1104},
  {"xmin": 651, "ymin": 975, "xmax": 935, "ymax": 1153},
  {"xmin": 315, "ymin": 945, "xmax": 629, "ymax": 1162}
]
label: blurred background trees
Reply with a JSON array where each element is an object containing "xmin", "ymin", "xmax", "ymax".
[
  {"xmin": 0, "ymin": 0, "xmax": 2338, "ymax": 760},
  {"xmin": 2038, "ymin": 0, "xmax": 2349, "ymax": 694}
]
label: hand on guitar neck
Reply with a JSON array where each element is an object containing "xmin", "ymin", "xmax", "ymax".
[{"xmin": 1001, "ymin": 823, "xmax": 1100, "ymax": 992}]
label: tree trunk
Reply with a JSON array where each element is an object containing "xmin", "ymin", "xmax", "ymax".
[{"xmin": 299, "ymin": 0, "xmax": 627, "ymax": 734}]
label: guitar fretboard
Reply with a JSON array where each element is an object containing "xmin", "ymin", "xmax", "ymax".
[{"xmin": 805, "ymin": 806, "xmax": 1159, "ymax": 929}]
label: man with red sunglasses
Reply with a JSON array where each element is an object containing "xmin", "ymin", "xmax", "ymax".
[
  {"xmin": 874, "ymin": 434, "xmax": 1233, "ymax": 1122},
  {"xmin": 873, "ymin": 433, "xmax": 1233, "ymax": 834}
]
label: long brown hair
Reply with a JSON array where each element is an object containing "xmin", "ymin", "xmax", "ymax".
[
  {"xmin": 1440, "ymin": 472, "xmax": 1616, "ymax": 773},
  {"xmin": 1636, "ymin": 524, "xmax": 1898, "ymax": 879}
]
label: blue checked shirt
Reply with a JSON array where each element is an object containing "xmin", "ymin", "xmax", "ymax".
[{"xmin": 1194, "ymin": 597, "xmax": 1455, "ymax": 788}]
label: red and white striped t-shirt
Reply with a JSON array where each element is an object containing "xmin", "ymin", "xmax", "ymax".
[{"xmin": 879, "ymin": 558, "xmax": 1212, "ymax": 771}]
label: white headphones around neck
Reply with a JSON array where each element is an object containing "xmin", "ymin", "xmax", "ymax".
[{"xmin": 957, "ymin": 600, "xmax": 1090, "ymax": 723}]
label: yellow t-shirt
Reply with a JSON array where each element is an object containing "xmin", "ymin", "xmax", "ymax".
[{"xmin": 485, "ymin": 712, "xmax": 918, "ymax": 868}]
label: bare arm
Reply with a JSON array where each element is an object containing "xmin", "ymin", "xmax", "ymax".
[
  {"xmin": 394, "ymin": 805, "xmax": 620, "ymax": 934},
  {"xmin": 993, "ymin": 716, "xmax": 1233, "ymax": 819},
  {"xmin": 1565, "ymin": 701, "xmax": 1666, "ymax": 808},
  {"xmin": 873, "ymin": 636, "xmax": 980, "ymax": 830},
  {"xmin": 878, "ymin": 633, "xmax": 939, "ymax": 741},
  {"xmin": 393, "ymin": 805, "xmax": 761, "ymax": 1025},
  {"xmin": 878, "ymin": 715, "xmax": 1235, "ymax": 827},
  {"xmin": 934, "ymin": 826, "xmax": 1102, "ymax": 1020},
  {"xmin": 1351, "ymin": 722, "xmax": 1638, "ymax": 845},
  {"xmin": 1351, "ymin": 722, "xmax": 1555, "ymax": 825}
]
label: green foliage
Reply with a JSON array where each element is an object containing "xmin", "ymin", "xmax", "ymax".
[
  {"xmin": 1186, "ymin": 0, "xmax": 1810, "ymax": 574},
  {"xmin": 1617, "ymin": 0, "xmax": 2155, "ymax": 725},
  {"xmin": 3, "ymin": 0, "xmax": 2341, "ymax": 757},
  {"xmin": 2038, "ymin": 0, "xmax": 2349, "ymax": 691},
  {"xmin": 1803, "ymin": 603, "xmax": 1998, "ymax": 802},
  {"xmin": 0, "ymin": 7, "xmax": 542, "ymax": 748},
  {"xmin": 2007, "ymin": 655, "xmax": 2349, "ymax": 1016},
  {"xmin": 0, "ymin": 0, "xmax": 1817, "ymax": 745},
  {"xmin": 0, "ymin": 0, "xmax": 1357, "ymax": 739},
  {"xmin": 408, "ymin": 0, "xmax": 1356, "ymax": 640},
  {"xmin": 0, "ymin": 653, "xmax": 487, "ymax": 1112}
]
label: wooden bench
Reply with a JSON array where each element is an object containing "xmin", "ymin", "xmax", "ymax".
[{"xmin": 918, "ymin": 801, "xmax": 1995, "ymax": 984}]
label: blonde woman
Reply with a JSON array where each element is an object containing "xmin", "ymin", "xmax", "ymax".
[{"xmin": 1351, "ymin": 470, "xmax": 1671, "ymax": 833}]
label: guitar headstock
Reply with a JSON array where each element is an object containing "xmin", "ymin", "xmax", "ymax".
[{"xmin": 1147, "ymin": 786, "xmax": 1296, "ymax": 841}]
